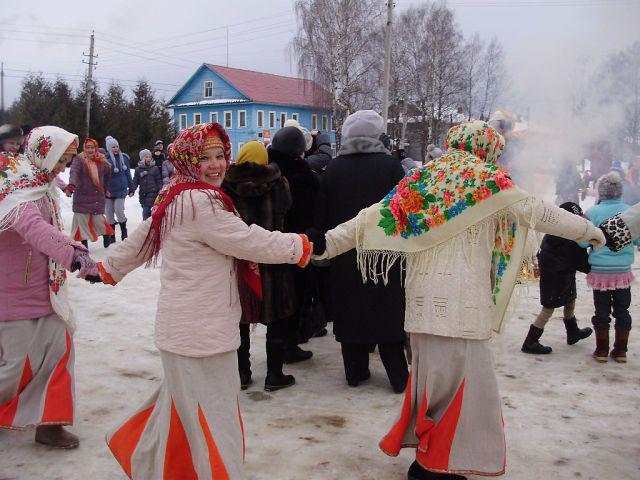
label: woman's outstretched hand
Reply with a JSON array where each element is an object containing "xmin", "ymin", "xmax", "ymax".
[{"xmin": 71, "ymin": 250, "xmax": 100, "ymax": 280}]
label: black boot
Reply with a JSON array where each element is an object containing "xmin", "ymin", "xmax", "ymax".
[
  {"xmin": 283, "ymin": 345, "xmax": 313, "ymax": 364},
  {"xmin": 265, "ymin": 342, "xmax": 295, "ymax": 391},
  {"xmin": 119, "ymin": 221, "xmax": 128, "ymax": 241},
  {"xmin": 563, "ymin": 316, "xmax": 593, "ymax": 345},
  {"xmin": 407, "ymin": 461, "xmax": 466, "ymax": 480},
  {"xmin": 521, "ymin": 324, "xmax": 552, "ymax": 354},
  {"xmin": 108, "ymin": 224, "xmax": 117, "ymax": 246},
  {"xmin": 80, "ymin": 239, "xmax": 88, "ymax": 248},
  {"xmin": 238, "ymin": 324, "xmax": 252, "ymax": 390},
  {"xmin": 239, "ymin": 370, "xmax": 252, "ymax": 390},
  {"xmin": 103, "ymin": 235, "xmax": 111, "ymax": 248}
]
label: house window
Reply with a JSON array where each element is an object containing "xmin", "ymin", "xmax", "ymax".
[
  {"xmin": 322, "ymin": 115, "xmax": 328, "ymax": 131},
  {"xmin": 224, "ymin": 111, "xmax": 232, "ymax": 129},
  {"xmin": 257, "ymin": 110, "xmax": 264, "ymax": 129},
  {"xmin": 204, "ymin": 81, "xmax": 213, "ymax": 98},
  {"xmin": 210, "ymin": 112, "xmax": 218, "ymax": 124},
  {"xmin": 331, "ymin": 143, "xmax": 337, "ymax": 157},
  {"xmin": 311, "ymin": 114, "xmax": 318, "ymax": 130},
  {"xmin": 330, "ymin": 115, "xmax": 334, "ymax": 131},
  {"xmin": 238, "ymin": 110, "xmax": 247, "ymax": 129},
  {"xmin": 292, "ymin": 112, "xmax": 299, "ymax": 122},
  {"xmin": 280, "ymin": 112, "xmax": 287, "ymax": 126},
  {"xmin": 269, "ymin": 111, "xmax": 276, "ymax": 129},
  {"xmin": 179, "ymin": 114, "xmax": 187, "ymax": 130},
  {"xmin": 237, "ymin": 142, "xmax": 244, "ymax": 154},
  {"xmin": 194, "ymin": 112, "xmax": 202, "ymax": 125}
]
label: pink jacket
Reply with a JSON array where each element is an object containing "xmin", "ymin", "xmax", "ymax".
[
  {"xmin": 102, "ymin": 190, "xmax": 306, "ymax": 357},
  {"xmin": 0, "ymin": 201, "xmax": 79, "ymax": 322}
]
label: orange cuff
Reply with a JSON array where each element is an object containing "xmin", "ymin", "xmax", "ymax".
[
  {"xmin": 97, "ymin": 262, "xmax": 118, "ymax": 286},
  {"xmin": 297, "ymin": 234, "xmax": 311, "ymax": 267}
]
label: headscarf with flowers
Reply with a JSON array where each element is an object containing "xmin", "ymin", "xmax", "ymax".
[
  {"xmin": 0, "ymin": 126, "xmax": 80, "ymax": 331},
  {"xmin": 353, "ymin": 120, "xmax": 531, "ymax": 333},
  {"xmin": 140, "ymin": 122, "xmax": 262, "ymax": 322},
  {"xmin": 79, "ymin": 138, "xmax": 106, "ymax": 192}
]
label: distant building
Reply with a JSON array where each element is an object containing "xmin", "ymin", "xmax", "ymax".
[{"xmin": 168, "ymin": 64, "xmax": 335, "ymax": 158}]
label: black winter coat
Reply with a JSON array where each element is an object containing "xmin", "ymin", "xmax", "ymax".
[
  {"xmin": 133, "ymin": 164, "xmax": 162, "ymax": 207},
  {"xmin": 223, "ymin": 162, "xmax": 298, "ymax": 324},
  {"xmin": 315, "ymin": 150, "xmax": 406, "ymax": 344},
  {"xmin": 537, "ymin": 234, "xmax": 590, "ymax": 308}
]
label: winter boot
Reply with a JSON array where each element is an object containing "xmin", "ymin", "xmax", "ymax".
[
  {"xmin": 593, "ymin": 327, "xmax": 609, "ymax": 362},
  {"xmin": 119, "ymin": 221, "xmax": 128, "ymax": 241},
  {"xmin": 35, "ymin": 426, "xmax": 79, "ymax": 449},
  {"xmin": 610, "ymin": 328, "xmax": 630, "ymax": 363},
  {"xmin": 407, "ymin": 461, "xmax": 466, "ymax": 480},
  {"xmin": 265, "ymin": 341, "xmax": 296, "ymax": 391},
  {"xmin": 264, "ymin": 371, "xmax": 296, "ymax": 391},
  {"xmin": 109, "ymin": 223, "xmax": 117, "ymax": 246},
  {"xmin": 283, "ymin": 345, "xmax": 313, "ymax": 364},
  {"xmin": 103, "ymin": 235, "xmax": 111, "ymax": 248},
  {"xmin": 239, "ymin": 370, "xmax": 252, "ymax": 390},
  {"xmin": 521, "ymin": 325, "xmax": 552, "ymax": 354},
  {"xmin": 80, "ymin": 239, "xmax": 88, "ymax": 248},
  {"xmin": 564, "ymin": 317, "xmax": 593, "ymax": 345}
]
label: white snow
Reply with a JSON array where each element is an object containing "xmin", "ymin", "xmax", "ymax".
[{"xmin": 1, "ymin": 180, "xmax": 639, "ymax": 479}]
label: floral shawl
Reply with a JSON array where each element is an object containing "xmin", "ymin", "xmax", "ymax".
[
  {"xmin": 0, "ymin": 126, "xmax": 79, "ymax": 331},
  {"xmin": 142, "ymin": 122, "xmax": 263, "ymax": 323},
  {"xmin": 80, "ymin": 138, "xmax": 106, "ymax": 192},
  {"xmin": 354, "ymin": 120, "xmax": 530, "ymax": 333}
]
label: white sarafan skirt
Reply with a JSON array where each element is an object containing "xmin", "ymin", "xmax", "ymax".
[
  {"xmin": 107, "ymin": 349, "xmax": 246, "ymax": 480},
  {"xmin": 380, "ymin": 333, "xmax": 506, "ymax": 477},
  {"xmin": 0, "ymin": 313, "xmax": 75, "ymax": 429},
  {"xmin": 71, "ymin": 213, "xmax": 113, "ymax": 242}
]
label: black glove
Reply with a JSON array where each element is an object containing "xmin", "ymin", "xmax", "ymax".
[{"xmin": 305, "ymin": 228, "xmax": 326, "ymax": 255}]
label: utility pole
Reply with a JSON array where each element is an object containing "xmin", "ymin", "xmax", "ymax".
[
  {"xmin": 0, "ymin": 62, "xmax": 5, "ymax": 114},
  {"xmin": 226, "ymin": 27, "xmax": 229, "ymax": 67},
  {"xmin": 82, "ymin": 31, "xmax": 96, "ymax": 138},
  {"xmin": 381, "ymin": 1, "xmax": 394, "ymax": 133}
]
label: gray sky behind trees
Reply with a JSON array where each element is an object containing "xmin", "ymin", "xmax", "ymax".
[{"xmin": 1, "ymin": 0, "xmax": 639, "ymax": 113}]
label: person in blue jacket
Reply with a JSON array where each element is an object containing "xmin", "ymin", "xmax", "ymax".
[
  {"xmin": 104, "ymin": 135, "xmax": 134, "ymax": 246},
  {"xmin": 585, "ymin": 172, "xmax": 640, "ymax": 363}
]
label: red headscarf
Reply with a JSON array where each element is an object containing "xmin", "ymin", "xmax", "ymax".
[
  {"xmin": 81, "ymin": 138, "xmax": 105, "ymax": 191},
  {"xmin": 142, "ymin": 122, "xmax": 262, "ymax": 322}
]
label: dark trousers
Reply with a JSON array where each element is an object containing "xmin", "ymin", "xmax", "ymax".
[
  {"xmin": 340, "ymin": 341, "xmax": 409, "ymax": 391},
  {"xmin": 142, "ymin": 204, "xmax": 152, "ymax": 220},
  {"xmin": 238, "ymin": 318, "xmax": 290, "ymax": 376},
  {"xmin": 592, "ymin": 288, "xmax": 632, "ymax": 330}
]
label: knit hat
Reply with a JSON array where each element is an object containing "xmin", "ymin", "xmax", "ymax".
[
  {"xmin": 139, "ymin": 149, "xmax": 152, "ymax": 162},
  {"xmin": 105, "ymin": 135, "xmax": 119, "ymax": 151},
  {"xmin": 155, "ymin": 139, "xmax": 164, "ymax": 147},
  {"xmin": 236, "ymin": 141, "xmax": 268, "ymax": 166},
  {"xmin": 610, "ymin": 160, "xmax": 624, "ymax": 176},
  {"xmin": 271, "ymin": 126, "xmax": 307, "ymax": 158},
  {"xmin": 558, "ymin": 202, "xmax": 583, "ymax": 216},
  {"xmin": 0, "ymin": 124, "xmax": 24, "ymax": 145},
  {"xmin": 597, "ymin": 171, "xmax": 624, "ymax": 200},
  {"xmin": 283, "ymin": 119, "xmax": 313, "ymax": 151},
  {"xmin": 342, "ymin": 110, "xmax": 384, "ymax": 139},
  {"xmin": 426, "ymin": 143, "xmax": 443, "ymax": 160}
]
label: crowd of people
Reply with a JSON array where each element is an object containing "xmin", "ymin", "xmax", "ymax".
[{"xmin": 0, "ymin": 111, "xmax": 637, "ymax": 480}]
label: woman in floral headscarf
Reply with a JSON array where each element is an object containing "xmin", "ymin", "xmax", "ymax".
[
  {"xmin": 0, "ymin": 126, "xmax": 98, "ymax": 449},
  {"xmin": 92, "ymin": 123, "xmax": 312, "ymax": 479},
  {"xmin": 309, "ymin": 120, "xmax": 606, "ymax": 480}
]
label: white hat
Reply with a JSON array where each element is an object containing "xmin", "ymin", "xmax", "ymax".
[{"xmin": 341, "ymin": 110, "xmax": 384, "ymax": 139}]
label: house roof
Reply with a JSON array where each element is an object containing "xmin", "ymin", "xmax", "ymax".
[{"xmin": 205, "ymin": 64, "xmax": 330, "ymax": 109}]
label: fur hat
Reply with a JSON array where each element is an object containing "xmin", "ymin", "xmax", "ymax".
[
  {"xmin": 342, "ymin": 110, "xmax": 384, "ymax": 139},
  {"xmin": 283, "ymin": 119, "xmax": 313, "ymax": 151},
  {"xmin": 271, "ymin": 126, "xmax": 307, "ymax": 158},
  {"xmin": 597, "ymin": 171, "xmax": 624, "ymax": 200}
]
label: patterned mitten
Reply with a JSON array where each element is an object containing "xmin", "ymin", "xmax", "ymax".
[{"xmin": 599, "ymin": 214, "xmax": 632, "ymax": 252}]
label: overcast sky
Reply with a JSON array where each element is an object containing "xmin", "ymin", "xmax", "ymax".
[{"xmin": 1, "ymin": 0, "xmax": 639, "ymax": 115}]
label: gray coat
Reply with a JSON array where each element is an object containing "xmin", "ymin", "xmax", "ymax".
[{"xmin": 69, "ymin": 154, "xmax": 111, "ymax": 215}]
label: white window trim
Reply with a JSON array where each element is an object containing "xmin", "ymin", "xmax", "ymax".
[
  {"xmin": 331, "ymin": 143, "xmax": 337, "ymax": 157},
  {"xmin": 194, "ymin": 112, "xmax": 202, "ymax": 125},
  {"xmin": 179, "ymin": 114, "xmax": 187, "ymax": 130},
  {"xmin": 322, "ymin": 115, "xmax": 328, "ymax": 131},
  {"xmin": 229, "ymin": 142, "xmax": 233, "ymax": 157},
  {"xmin": 224, "ymin": 111, "xmax": 232, "ymax": 129},
  {"xmin": 280, "ymin": 112, "xmax": 287, "ymax": 126},
  {"xmin": 210, "ymin": 112, "xmax": 218, "ymax": 124},
  {"xmin": 238, "ymin": 110, "xmax": 247, "ymax": 129},
  {"xmin": 257, "ymin": 110, "xmax": 265, "ymax": 129},
  {"xmin": 203, "ymin": 80, "xmax": 213, "ymax": 98},
  {"xmin": 269, "ymin": 111, "xmax": 276, "ymax": 129},
  {"xmin": 330, "ymin": 115, "xmax": 334, "ymax": 131},
  {"xmin": 292, "ymin": 112, "xmax": 299, "ymax": 122},
  {"xmin": 311, "ymin": 114, "xmax": 318, "ymax": 130},
  {"xmin": 237, "ymin": 142, "xmax": 244, "ymax": 154}
]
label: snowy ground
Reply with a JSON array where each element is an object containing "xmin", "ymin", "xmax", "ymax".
[{"xmin": 1, "ymin": 182, "xmax": 639, "ymax": 480}]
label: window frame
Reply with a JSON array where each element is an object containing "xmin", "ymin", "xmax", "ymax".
[
  {"xmin": 311, "ymin": 114, "xmax": 318, "ymax": 130},
  {"xmin": 292, "ymin": 112, "xmax": 299, "ymax": 122},
  {"xmin": 238, "ymin": 110, "xmax": 247, "ymax": 129},
  {"xmin": 224, "ymin": 111, "xmax": 233, "ymax": 129},
  {"xmin": 210, "ymin": 112, "xmax": 218, "ymax": 124},
  {"xmin": 280, "ymin": 112, "xmax": 287, "ymax": 127},
  {"xmin": 322, "ymin": 115, "xmax": 328, "ymax": 131},
  {"xmin": 203, "ymin": 80, "xmax": 213, "ymax": 98},
  {"xmin": 269, "ymin": 111, "xmax": 276, "ymax": 129},
  {"xmin": 257, "ymin": 110, "xmax": 264, "ymax": 129},
  {"xmin": 237, "ymin": 142, "xmax": 244, "ymax": 154},
  {"xmin": 179, "ymin": 113, "xmax": 187, "ymax": 130},
  {"xmin": 194, "ymin": 112, "xmax": 202, "ymax": 125}
]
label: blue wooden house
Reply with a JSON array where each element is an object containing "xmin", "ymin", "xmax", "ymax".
[{"xmin": 167, "ymin": 64, "xmax": 335, "ymax": 158}]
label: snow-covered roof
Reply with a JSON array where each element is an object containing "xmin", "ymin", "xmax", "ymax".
[{"xmin": 169, "ymin": 98, "xmax": 250, "ymax": 108}]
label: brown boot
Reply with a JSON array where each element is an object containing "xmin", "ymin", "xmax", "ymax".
[
  {"xmin": 593, "ymin": 327, "xmax": 609, "ymax": 363},
  {"xmin": 35, "ymin": 425, "xmax": 79, "ymax": 449},
  {"xmin": 610, "ymin": 328, "xmax": 630, "ymax": 363}
]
